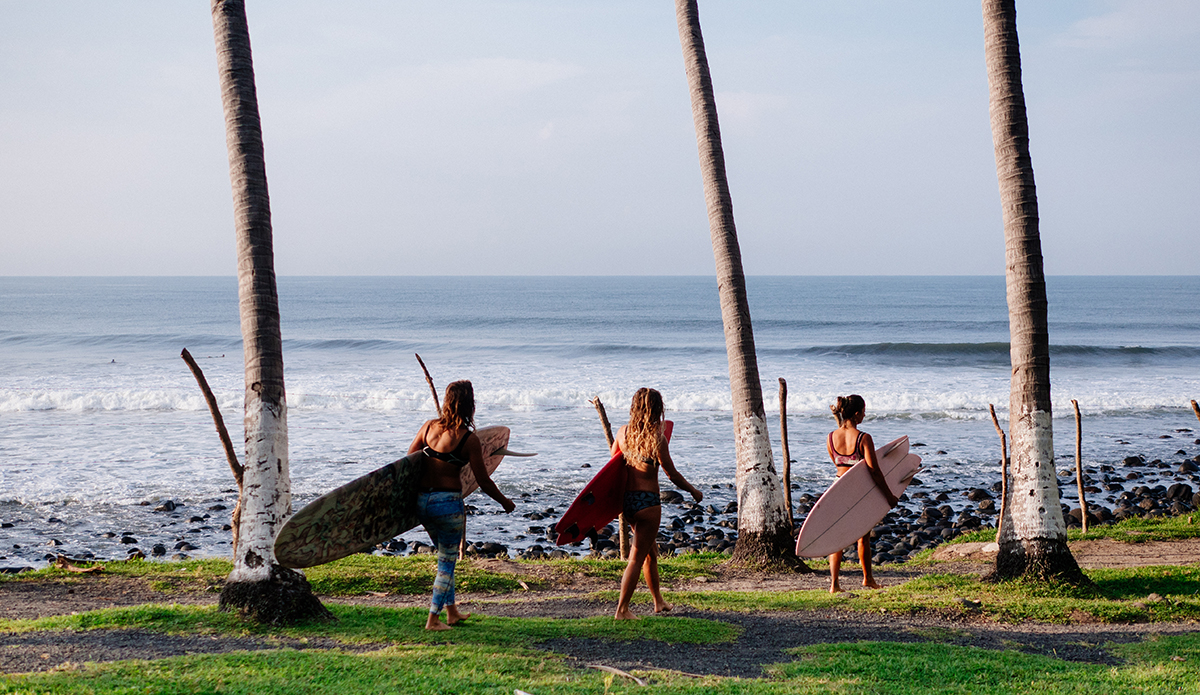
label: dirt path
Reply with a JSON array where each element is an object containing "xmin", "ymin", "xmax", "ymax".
[{"xmin": 1, "ymin": 545, "xmax": 1197, "ymax": 677}]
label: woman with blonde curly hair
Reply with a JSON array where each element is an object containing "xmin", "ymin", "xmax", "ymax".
[
  {"xmin": 408, "ymin": 380, "xmax": 515, "ymax": 630},
  {"xmin": 612, "ymin": 388, "xmax": 702, "ymax": 620}
]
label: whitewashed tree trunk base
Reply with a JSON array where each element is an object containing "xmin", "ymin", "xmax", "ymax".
[{"xmin": 220, "ymin": 564, "xmax": 334, "ymax": 624}]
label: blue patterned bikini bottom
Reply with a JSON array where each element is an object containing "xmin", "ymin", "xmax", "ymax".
[{"xmin": 623, "ymin": 490, "xmax": 661, "ymax": 515}]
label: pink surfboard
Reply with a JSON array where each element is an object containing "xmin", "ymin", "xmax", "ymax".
[
  {"xmin": 554, "ymin": 421, "xmax": 673, "ymax": 545},
  {"xmin": 794, "ymin": 435, "xmax": 920, "ymax": 558}
]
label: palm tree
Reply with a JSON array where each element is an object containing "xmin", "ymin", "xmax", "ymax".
[
  {"xmin": 982, "ymin": 0, "xmax": 1084, "ymax": 582},
  {"xmin": 210, "ymin": 0, "xmax": 332, "ymax": 621},
  {"xmin": 674, "ymin": 0, "xmax": 804, "ymax": 570}
]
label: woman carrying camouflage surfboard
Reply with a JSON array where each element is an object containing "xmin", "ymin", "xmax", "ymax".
[{"xmin": 408, "ymin": 380, "xmax": 516, "ymax": 631}]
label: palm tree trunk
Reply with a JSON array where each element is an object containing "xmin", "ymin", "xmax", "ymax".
[
  {"xmin": 674, "ymin": 0, "xmax": 806, "ymax": 571},
  {"xmin": 211, "ymin": 0, "xmax": 332, "ymax": 622},
  {"xmin": 982, "ymin": 0, "xmax": 1083, "ymax": 582}
]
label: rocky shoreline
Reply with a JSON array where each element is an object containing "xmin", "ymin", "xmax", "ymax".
[{"xmin": 3, "ymin": 434, "xmax": 1198, "ymax": 572}]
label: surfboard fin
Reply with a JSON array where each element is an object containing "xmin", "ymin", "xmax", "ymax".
[
  {"xmin": 491, "ymin": 447, "xmax": 537, "ymax": 457},
  {"xmin": 899, "ymin": 466, "xmax": 925, "ymax": 485}
]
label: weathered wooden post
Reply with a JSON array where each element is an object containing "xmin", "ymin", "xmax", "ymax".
[
  {"xmin": 989, "ymin": 404, "xmax": 1010, "ymax": 540},
  {"xmin": 181, "ymin": 348, "xmax": 244, "ymax": 556},
  {"xmin": 778, "ymin": 378, "xmax": 793, "ymax": 530},
  {"xmin": 589, "ymin": 397, "xmax": 626, "ymax": 559},
  {"xmin": 1072, "ymin": 399, "xmax": 1088, "ymax": 533},
  {"xmin": 1191, "ymin": 400, "xmax": 1200, "ymax": 424}
]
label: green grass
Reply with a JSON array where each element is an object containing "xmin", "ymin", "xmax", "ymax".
[
  {"xmin": 2, "ymin": 629, "xmax": 1197, "ymax": 694},
  {"xmin": 941, "ymin": 513, "xmax": 1200, "ymax": 547},
  {"xmin": 0, "ymin": 604, "xmax": 738, "ymax": 648},
  {"xmin": 522, "ymin": 551, "xmax": 725, "ymax": 582},
  {"xmin": 0, "ymin": 555, "xmax": 534, "ymax": 596},
  {"xmin": 592, "ymin": 565, "xmax": 1200, "ymax": 623}
]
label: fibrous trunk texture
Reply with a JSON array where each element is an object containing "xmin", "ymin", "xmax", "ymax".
[
  {"xmin": 982, "ymin": 0, "xmax": 1083, "ymax": 583},
  {"xmin": 211, "ymin": 0, "xmax": 333, "ymax": 618},
  {"xmin": 674, "ymin": 0, "xmax": 806, "ymax": 572}
]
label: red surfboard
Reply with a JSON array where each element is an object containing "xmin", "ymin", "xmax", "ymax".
[{"xmin": 554, "ymin": 421, "xmax": 673, "ymax": 545}]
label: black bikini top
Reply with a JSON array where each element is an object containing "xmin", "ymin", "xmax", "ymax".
[{"xmin": 423, "ymin": 430, "xmax": 472, "ymax": 468}]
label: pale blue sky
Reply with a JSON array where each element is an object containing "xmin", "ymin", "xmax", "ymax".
[{"xmin": 1, "ymin": 1, "xmax": 1196, "ymax": 275}]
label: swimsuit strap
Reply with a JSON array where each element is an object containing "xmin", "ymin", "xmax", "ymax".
[{"xmin": 424, "ymin": 428, "xmax": 472, "ymax": 467}]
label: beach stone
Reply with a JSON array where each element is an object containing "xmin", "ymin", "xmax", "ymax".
[
  {"xmin": 151, "ymin": 544, "xmax": 166, "ymax": 556},
  {"xmin": 548, "ymin": 549, "xmax": 569, "ymax": 559},
  {"xmin": 127, "ymin": 549, "xmax": 145, "ymax": 559},
  {"xmin": 660, "ymin": 490, "xmax": 684, "ymax": 504},
  {"xmin": 1123, "ymin": 456, "xmax": 1144, "ymax": 467},
  {"xmin": 120, "ymin": 536, "xmax": 138, "ymax": 544},
  {"xmin": 154, "ymin": 500, "xmax": 178, "ymax": 512},
  {"xmin": 0, "ymin": 523, "xmax": 12, "ymax": 529},
  {"xmin": 580, "ymin": 463, "xmax": 590, "ymax": 468},
  {"xmin": 966, "ymin": 488, "xmax": 992, "ymax": 501},
  {"xmin": 172, "ymin": 553, "xmax": 189, "ymax": 561}
]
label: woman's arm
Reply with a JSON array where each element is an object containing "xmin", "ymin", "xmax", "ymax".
[
  {"xmin": 610, "ymin": 425, "xmax": 626, "ymax": 457},
  {"xmin": 407, "ymin": 420, "xmax": 431, "ymax": 455},
  {"xmin": 860, "ymin": 433, "xmax": 900, "ymax": 507},
  {"xmin": 465, "ymin": 434, "xmax": 516, "ymax": 513},
  {"xmin": 659, "ymin": 436, "xmax": 702, "ymax": 503}
]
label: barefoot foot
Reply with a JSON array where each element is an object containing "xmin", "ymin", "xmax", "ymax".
[
  {"xmin": 614, "ymin": 608, "xmax": 640, "ymax": 620},
  {"xmin": 653, "ymin": 602, "xmax": 672, "ymax": 614},
  {"xmin": 447, "ymin": 606, "xmax": 472, "ymax": 625},
  {"xmin": 425, "ymin": 614, "xmax": 452, "ymax": 631},
  {"xmin": 862, "ymin": 581, "xmax": 883, "ymax": 590},
  {"xmin": 829, "ymin": 585, "xmax": 845, "ymax": 594}
]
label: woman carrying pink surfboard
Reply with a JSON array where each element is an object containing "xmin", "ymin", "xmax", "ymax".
[
  {"xmin": 612, "ymin": 388, "xmax": 703, "ymax": 620},
  {"xmin": 827, "ymin": 394, "xmax": 899, "ymax": 593}
]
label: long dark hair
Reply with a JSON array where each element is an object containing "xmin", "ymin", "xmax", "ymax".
[
  {"xmin": 830, "ymin": 394, "xmax": 865, "ymax": 425},
  {"xmin": 439, "ymin": 380, "xmax": 475, "ymax": 431}
]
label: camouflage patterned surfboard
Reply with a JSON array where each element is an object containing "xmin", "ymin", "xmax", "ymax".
[{"xmin": 274, "ymin": 426, "xmax": 512, "ymax": 568}]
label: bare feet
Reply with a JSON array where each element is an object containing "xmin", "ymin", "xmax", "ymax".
[
  {"xmin": 653, "ymin": 602, "xmax": 672, "ymax": 614},
  {"xmin": 447, "ymin": 605, "xmax": 471, "ymax": 625},
  {"xmin": 829, "ymin": 585, "xmax": 845, "ymax": 594},
  {"xmin": 425, "ymin": 614, "xmax": 452, "ymax": 631},
  {"xmin": 614, "ymin": 608, "xmax": 640, "ymax": 620},
  {"xmin": 862, "ymin": 580, "xmax": 883, "ymax": 589}
]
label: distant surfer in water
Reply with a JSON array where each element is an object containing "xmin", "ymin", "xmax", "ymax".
[
  {"xmin": 408, "ymin": 380, "xmax": 516, "ymax": 631},
  {"xmin": 612, "ymin": 388, "xmax": 703, "ymax": 620},
  {"xmin": 827, "ymin": 394, "xmax": 899, "ymax": 593}
]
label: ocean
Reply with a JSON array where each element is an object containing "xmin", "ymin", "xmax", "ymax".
[{"xmin": 2, "ymin": 275, "xmax": 1198, "ymax": 566}]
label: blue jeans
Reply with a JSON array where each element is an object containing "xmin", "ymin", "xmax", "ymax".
[{"xmin": 416, "ymin": 491, "xmax": 465, "ymax": 614}]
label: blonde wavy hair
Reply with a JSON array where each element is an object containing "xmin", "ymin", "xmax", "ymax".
[{"xmin": 624, "ymin": 388, "xmax": 664, "ymax": 470}]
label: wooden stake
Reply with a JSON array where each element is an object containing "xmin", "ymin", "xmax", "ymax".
[
  {"xmin": 1191, "ymin": 400, "xmax": 1200, "ymax": 423},
  {"xmin": 590, "ymin": 397, "xmax": 616, "ymax": 448},
  {"xmin": 1072, "ymin": 399, "xmax": 1087, "ymax": 533},
  {"xmin": 181, "ymin": 348, "xmax": 243, "ymax": 555},
  {"xmin": 778, "ymin": 378, "xmax": 793, "ymax": 530},
  {"xmin": 414, "ymin": 354, "xmax": 469, "ymax": 557},
  {"xmin": 415, "ymin": 353, "xmax": 440, "ymax": 412},
  {"xmin": 989, "ymin": 404, "xmax": 1009, "ymax": 542},
  {"xmin": 590, "ymin": 396, "xmax": 627, "ymax": 559}
]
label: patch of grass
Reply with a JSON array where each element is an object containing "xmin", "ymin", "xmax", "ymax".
[
  {"xmin": 529, "ymin": 551, "xmax": 724, "ymax": 583},
  {"xmin": 3, "ymin": 630, "xmax": 1198, "ymax": 694},
  {"xmin": 941, "ymin": 513, "xmax": 1200, "ymax": 548},
  {"xmin": 592, "ymin": 565, "xmax": 1200, "ymax": 623},
  {"xmin": 774, "ymin": 634, "xmax": 1200, "ymax": 695},
  {"xmin": 301, "ymin": 555, "xmax": 531, "ymax": 595},
  {"xmin": 0, "ymin": 603, "xmax": 739, "ymax": 649},
  {"xmin": 0, "ymin": 645, "xmax": 615, "ymax": 695}
]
